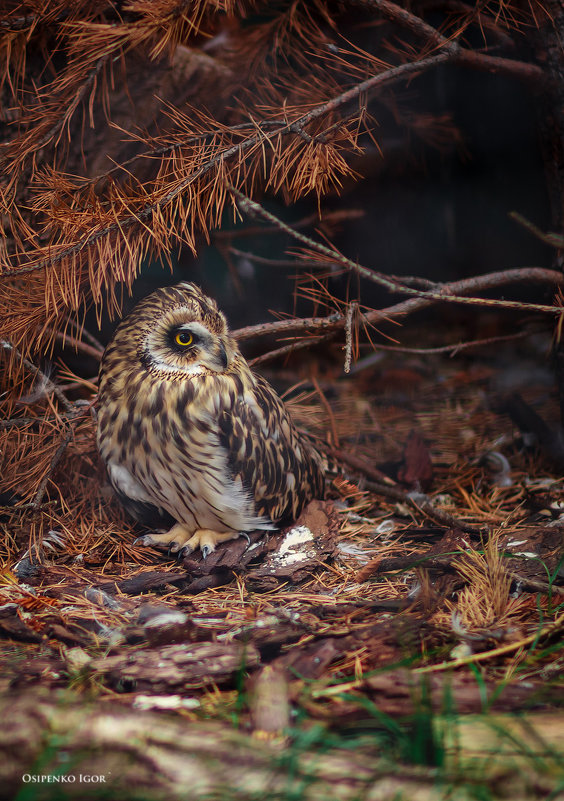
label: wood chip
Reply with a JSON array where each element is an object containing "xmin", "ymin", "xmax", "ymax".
[
  {"xmin": 90, "ymin": 642, "xmax": 260, "ymax": 692},
  {"xmin": 247, "ymin": 500, "xmax": 339, "ymax": 590}
]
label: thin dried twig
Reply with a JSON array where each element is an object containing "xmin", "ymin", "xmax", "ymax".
[
  {"xmin": 0, "ymin": 418, "xmax": 42, "ymax": 429},
  {"xmin": 348, "ymin": 0, "xmax": 545, "ymax": 83},
  {"xmin": 344, "ymin": 301, "xmax": 358, "ymax": 373},
  {"xmin": 249, "ymin": 336, "xmax": 328, "ymax": 367},
  {"xmin": 313, "ymin": 377, "xmax": 340, "ymax": 447},
  {"xmin": 231, "ymin": 189, "xmax": 562, "ymax": 318},
  {"xmin": 226, "ymin": 249, "xmax": 339, "ymax": 270},
  {"xmin": 364, "ymin": 478, "xmax": 483, "ymax": 534},
  {"xmin": 414, "ymin": 613, "xmax": 564, "ymax": 674},
  {"xmin": 349, "ymin": 330, "xmax": 532, "ymax": 369},
  {"xmin": 46, "ymin": 329, "xmax": 104, "ymax": 361}
]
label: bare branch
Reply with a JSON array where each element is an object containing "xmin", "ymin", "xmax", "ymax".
[
  {"xmin": 249, "ymin": 336, "xmax": 328, "ymax": 367},
  {"xmin": 348, "ymin": 0, "xmax": 545, "ymax": 83},
  {"xmin": 234, "ymin": 263, "xmax": 563, "ymax": 344},
  {"xmin": 230, "ymin": 190, "xmax": 563, "ymax": 321},
  {"xmin": 348, "ymin": 330, "xmax": 532, "ymax": 372}
]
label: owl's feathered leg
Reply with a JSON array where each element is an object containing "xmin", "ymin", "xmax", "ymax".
[{"xmin": 134, "ymin": 525, "xmax": 239, "ymax": 558}]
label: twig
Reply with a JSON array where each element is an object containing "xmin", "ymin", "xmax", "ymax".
[
  {"xmin": 0, "ymin": 418, "xmax": 42, "ymax": 429},
  {"xmin": 363, "ymin": 267, "xmax": 564, "ymax": 321},
  {"xmin": 0, "ymin": 500, "xmax": 59, "ymax": 512},
  {"xmin": 348, "ymin": 330, "xmax": 532, "ymax": 371},
  {"xmin": 387, "ymin": 275, "xmax": 440, "ymax": 290},
  {"xmin": 31, "ymin": 426, "xmax": 75, "ymax": 508},
  {"xmin": 332, "ymin": 447, "xmax": 478, "ymax": 531},
  {"xmin": 414, "ymin": 613, "xmax": 564, "ymax": 673},
  {"xmin": 249, "ymin": 336, "xmax": 327, "ymax": 367},
  {"xmin": 227, "ymin": 249, "xmax": 338, "ymax": 270},
  {"xmin": 356, "ymin": 552, "xmax": 463, "ymax": 583},
  {"xmin": 1, "ymin": 338, "xmax": 91, "ymax": 509},
  {"xmin": 29, "ymin": 400, "xmax": 93, "ymax": 509},
  {"xmin": 509, "ymin": 212, "xmax": 564, "ymax": 249},
  {"xmin": 0, "ymin": 4, "xmax": 544, "ymax": 279},
  {"xmin": 348, "ymin": 0, "xmax": 544, "ymax": 83},
  {"xmin": 214, "ymin": 211, "xmax": 365, "ymax": 242},
  {"xmin": 46, "ymin": 329, "xmax": 104, "ymax": 361},
  {"xmin": 63, "ymin": 317, "xmax": 105, "ymax": 353},
  {"xmin": 312, "ymin": 614, "xmax": 564, "ymax": 692},
  {"xmin": 362, "ymin": 478, "xmax": 484, "ymax": 534},
  {"xmin": 62, "ymin": 120, "xmax": 290, "ymax": 189},
  {"xmin": 0, "ymin": 14, "xmax": 37, "ymax": 29},
  {"xmin": 232, "ymin": 190, "xmax": 561, "ymax": 317},
  {"xmin": 331, "ymin": 449, "xmax": 395, "ymax": 484},
  {"xmin": 507, "ymin": 571, "xmax": 564, "ymax": 596},
  {"xmin": 1, "ymin": 54, "xmax": 110, "ymax": 169},
  {"xmin": 436, "ymin": 0, "xmax": 517, "ymax": 50},
  {"xmin": 235, "ymin": 311, "xmax": 343, "ymax": 343},
  {"xmin": 233, "ymin": 262, "xmax": 564, "ymax": 345},
  {"xmin": 344, "ymin": 301, "xmax": 358, "ymax": 373}
]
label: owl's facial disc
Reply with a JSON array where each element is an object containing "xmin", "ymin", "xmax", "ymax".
[{"xmin": 143, "ymin": 319, "xmax": 229, "ymax": 376}]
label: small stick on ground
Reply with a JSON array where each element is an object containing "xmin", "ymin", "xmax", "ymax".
[{"xmin": 362, "ymin": 478, "xmax": 484, "ymax": 535}]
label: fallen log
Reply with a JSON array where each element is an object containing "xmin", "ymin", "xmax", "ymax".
[{"xmin": 0, "ymin": 691, "xmax": 561, "ymax": 800}]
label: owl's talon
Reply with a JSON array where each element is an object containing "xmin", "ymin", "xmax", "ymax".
[
  {"xmin": 133, "ymin": 535, "xmax": 151, "ymax": 547},
  {"xmin": 201, "ymin": 545, "xmax": 212, "ymax": 559},
  {"xmin": 240, "ymin": 532, "xmax": 251, "ymax": 545}
]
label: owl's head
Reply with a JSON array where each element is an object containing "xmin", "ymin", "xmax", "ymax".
[{"xmin": 118, "ymin": 282, "xmax": 237, "ymax": 378}]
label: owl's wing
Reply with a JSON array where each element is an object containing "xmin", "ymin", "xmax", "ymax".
[{"xmin": 217, "ymin": 374, "xmax": 324, "ymax": 526}]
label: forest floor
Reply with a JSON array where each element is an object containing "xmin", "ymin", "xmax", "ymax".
[{"xmin": 0, "ymin": 316, "xmax": 563, "ymax": 800}]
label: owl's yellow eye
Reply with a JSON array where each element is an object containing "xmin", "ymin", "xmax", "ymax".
[{"xmin": 175, "ymin": 331, "xmax": 193, "ymax": 347}]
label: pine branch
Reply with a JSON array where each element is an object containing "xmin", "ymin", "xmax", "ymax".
[
  {"xmin": 235, "ymin": 259, "xmax": 563, "ymax": 344},
  {"xmin": 230, "ymin": 189, "xmax": 562, "ymax": 318},
  {"xmin": 0, "ymin": 49, "xmax": 462, "ymax": 281},
  {"xmin": 347, "ymin": 0, "xmax": 545, "ymax": 83},
  {"xmin": 0, "ymin": 1, "xmax": 552, "ymax": 367}
]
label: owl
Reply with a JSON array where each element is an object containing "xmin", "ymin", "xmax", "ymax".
[{"xmin": 96, "ymin": 282, "xmax": 325, "ymax": 558}]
